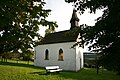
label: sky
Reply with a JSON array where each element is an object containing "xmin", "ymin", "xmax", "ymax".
[{"xmin": 39, "ymin": 0, "xmax": 103, "ymax": 52}]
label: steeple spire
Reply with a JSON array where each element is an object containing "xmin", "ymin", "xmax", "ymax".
[{"xmin": 70, "ymin": 9, "xmax": 79, "ymax": 29}]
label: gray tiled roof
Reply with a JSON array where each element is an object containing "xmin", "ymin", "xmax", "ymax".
[{"xmin": 40, "ymin": 29, "xmax": 80, "ymax": 44}]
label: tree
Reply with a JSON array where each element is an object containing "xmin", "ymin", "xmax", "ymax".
[
  {"xmin": 0, "ymin": 0, "xmax": 58, "ymax": 54},
  {"xmin": 65, "ymin": 0, "xmax": 120, "ymax": 74},
  {"xmin": 22, "ymin": 49, "xmax": 34, "ymax": 64},
  {"xmin": 45, "ymin": 26, "xmax": 56, "ymax": 36}
]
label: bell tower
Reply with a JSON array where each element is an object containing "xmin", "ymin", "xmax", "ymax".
[{"xmin": 70, "ymin": 9, "xmax": 79, "ymax": 29}]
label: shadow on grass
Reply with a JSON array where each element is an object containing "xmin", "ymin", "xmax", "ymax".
[
  {"xmin": 0, "ymin": 61, "xmax": 43, "ymax": 70},
  {"xmin": 30, "ymin": 71, "xmax": 65, "ymax": 75},
  {"xmin": 30, "ymin": 72, "xmax": 47, "ymax": 75}
]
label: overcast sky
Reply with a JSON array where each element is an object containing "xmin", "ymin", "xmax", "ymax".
[{"xmin": 39, "ymin": 0, "xmax": 103, "ymax": 52}]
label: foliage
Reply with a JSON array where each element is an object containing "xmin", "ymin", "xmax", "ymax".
[
  {"xmin": 65, "ymin": 0, "xmax": 120, "ymax": 74},
  {"xmin": 22, "ymin": 49, "xmax": 34, "ymax": 61},
  {"xmin": 65, "ymin": 0, "xmax": 77, "ymax": 3},
  {"xmin": 0, "ymin": 0, "xmax": 58, "ymax": 54},
  {"xmin": 45, "ymin": 28, "xmax": 56, "ymax": 36},
  {"xmin": 0, "ymin": 60, "xmax": 120, "ymax": 80}
]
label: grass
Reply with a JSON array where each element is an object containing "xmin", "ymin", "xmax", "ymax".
[{"xmin": 0, "ymin": 59, "xmax": 120, "ymax": 80}]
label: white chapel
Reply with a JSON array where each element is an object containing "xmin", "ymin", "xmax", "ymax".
[{"xmin": 34, "ymin": 9, "xmax": 84, "ymax": 71}]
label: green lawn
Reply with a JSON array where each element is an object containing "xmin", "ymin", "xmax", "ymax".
[{"xmin": 0, "ymin": 60, "xmax": 120, "ymax": 80}]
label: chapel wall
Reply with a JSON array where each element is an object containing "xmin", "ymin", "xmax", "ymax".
[{"xmin": 34, "ymin": 42, "xmax": 77, "ymax": 71}]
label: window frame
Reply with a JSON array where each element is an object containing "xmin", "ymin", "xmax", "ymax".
[
  {"xmin": 45, "ymin": 49, "xmax": 49, "ymax": 60},
  {"xmin": 58, "ymin": 48, "xmax": 64, "ymax": 61}
]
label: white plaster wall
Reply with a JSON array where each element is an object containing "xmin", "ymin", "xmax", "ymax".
[
  {"xmin": 75, "ymin": 45, "xmax": 84, "ymax": 71},
  {"xmin": 34, "ymin": 42, "xmax": 78, "ymax": 71}
]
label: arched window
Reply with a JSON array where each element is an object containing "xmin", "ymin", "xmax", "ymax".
[
  {"xmin": 45, "ymin": 49, "xmax": 49, "ymax": 60},
  {"xmin": 58, "ymin": 48, "xmax": 64, "ymax": 61}
]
